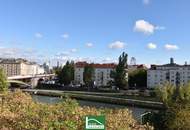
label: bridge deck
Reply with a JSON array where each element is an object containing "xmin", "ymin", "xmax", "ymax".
[{"xmin": 8, "ymin": 74, "xmax": 55, "ymax": 80}]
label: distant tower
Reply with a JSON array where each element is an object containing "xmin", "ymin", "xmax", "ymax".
[{"xmin": 130, "ymin": 57, "xmax": 136, "ymax": 65}]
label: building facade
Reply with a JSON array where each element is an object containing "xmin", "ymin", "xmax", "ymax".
[
  {"xmin": 74, "ymin": 62, "xmax": 117, "ymax": 86},
  {"xmin": 0, "ymin": 58, "xmax": 45, "ymax": 77},
  {"xmin": 147, "ymin": 58, "xmax": 190, "ymax": 88}
]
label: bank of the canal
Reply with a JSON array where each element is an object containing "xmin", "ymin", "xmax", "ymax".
[{"xmin": 23, "ymin": 89, "xmax": 164, "ymax": 110}]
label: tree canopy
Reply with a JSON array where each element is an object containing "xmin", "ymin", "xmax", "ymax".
[
  {"xmin": 128, "ymin": 69, "xmax": 147, "ymax": 89},
  {"xmin": 83, "ymin": 64, "xmax": 94, "ymax": 87},
  {"xmin": 57, "ymin": 61, "xmax": 74, "ymax": 85},
  {"xmin": 111, "ymin": 52, "xmax": 128, "ymax": 89}
]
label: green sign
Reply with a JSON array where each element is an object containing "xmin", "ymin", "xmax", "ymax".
[{"xmin": 85, "ymin": 115, "xmax": 105, "ymax": 130}]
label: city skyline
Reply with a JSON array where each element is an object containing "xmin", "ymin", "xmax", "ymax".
[{"xmin": 0, "ymin": 0, "xmax": 190, "ymax": 66}]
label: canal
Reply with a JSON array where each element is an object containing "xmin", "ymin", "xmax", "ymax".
[{"xmin": 32, "ymin": 95, "xmax": 156, "ymax": 121}]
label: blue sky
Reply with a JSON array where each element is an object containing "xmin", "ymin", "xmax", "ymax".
[{"xmin": 0, "ymin": 0, "xmax": 190, "ymax": 66}]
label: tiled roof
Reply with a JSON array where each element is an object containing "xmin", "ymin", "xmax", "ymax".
[{"xmin": 75, "ymin": 62, "xmax": 117, "ymax": 68}]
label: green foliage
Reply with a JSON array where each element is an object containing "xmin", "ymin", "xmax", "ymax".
[
  {"xmin": 149, "ymin": 83, "xmax": 190, "ymax": 130},
  {"xmin": 0, "ymin": 68, "xmax": 9, "ymax": 93},
  {"xmin": 0, "ymin": 90, "xmax": 153, "ymax": 130},
  {"xmin": 83, "ymin": 64, "xmax": 95, "ymax": 87},
  {"xmin": 57, "ymin": 61, "xmax": 74, "ymax": 85},
  {"xmin": 53, "ymin": 66, "xmax": 62, "ymax": 75},
  {"xmin": 166, "ymin": 104, "xmax": 190, "ymax": 130},
  {"xmin": 178, "ymin": 82, "xmax": 190, "ymax": 103},
  {"xmin": 111, "ymin": 52, "xmax": 128, "ymax": 89},
  {"xmin": 128, "ymin": 69, "xmax": 147, "ymax": 89},
  {"xmin": 155, "ymin": 83, "xmax": 175, "ymax": 106}
]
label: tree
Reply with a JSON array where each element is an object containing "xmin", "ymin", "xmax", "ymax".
[
  {"xmin": 128, "ymin": 69, "xmax": 147, "ymax": 89},
  {"xmin": 0, "ymin": 68, "xmax": 9, "ymax": 93},
  {"xmin": 83, "ymin": 64, "xmax": 94, "ymax": 88},
  {"xmin": 111, "ymin": 52, "xmax": 128, "ymax": 89},
  {"xmin": 148, "ymin": 83, "xmax": 190, "ymax": 129},
  {"xmin": 57, "ymin": 61, "xmax": 74, "ymax": 85},
  {"xmin": 52, "ymin": 66, "xmax": 62, "ymax": 75}
]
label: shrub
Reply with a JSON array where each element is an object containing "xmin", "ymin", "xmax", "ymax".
[
  {"xmin": 0, "ymin": 68, "xmax": 9, "ymax": 93},
  {"xmin": 0, "ymin": 90, "xmax": 153, "ymax": 130}
]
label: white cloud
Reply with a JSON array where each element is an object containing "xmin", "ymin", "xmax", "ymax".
[
  {"xmin": 70, "ymin": 48, "xmax": 77, "ymax": 53},
  {"xmin": 165, "ymin": 44, "xmax": 179, "ymax": 50},
  {"xmin": 147, "ymin": 43, "xmax": 157, "ymax": 49},
  {"xmin": 155, "ymin": 26, "xmax": 165, "ymax": 30},
  {"xmin": 102, "ymin": 57, "xmax": 111, "ymax": 62},
  {"xmin": 55, "ymin": 52, "xmax": 70, "ymax": 57},
  {"xmin": 134, "ymin": 20, "xmax": 165, "ymax": 35},
  {"xmin": 109, "ymin": 41, "xmax": 125, "ymax": 49},
  {"xmin": 61, "ymin": 33, "xmax": 69, "ymax": 39},
  {"xmin": 35, "ymin": 33, "xmax": 43, "ymax": 38},
  {"xmin": 101, "ymin": 57, "xmax": 117, "ymax": 63},
  {"xmin": 143, "ymin": 0, "xmax": 150, "ymax": 5},
  {"xmin": 86, "ymin": 43, "xmax": 93, "ymax": 47}
]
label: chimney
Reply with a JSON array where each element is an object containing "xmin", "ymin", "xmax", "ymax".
[{"xmin": 170, "ymin": 58, "xmax": 174, "ymax": 64}]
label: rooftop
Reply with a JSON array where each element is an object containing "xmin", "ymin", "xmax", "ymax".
[
  {"xmin": 0, "ymin": 58, "xmax": 37, "ymax": 65},
  {"xmin": 75, "ymin": 62, "xmax": 117, "ymax": 68}
]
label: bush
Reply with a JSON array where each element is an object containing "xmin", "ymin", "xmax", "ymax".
[{"xmin": 0, "ymin": 90, "xmax": 153, "ymax": 130}]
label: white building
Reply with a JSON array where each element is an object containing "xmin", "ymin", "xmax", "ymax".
[
  {"xmin": 74, "ymin": 62, "xmax": 117, "ymax": 86},
  {"xmin": 147, "ymin": 58, "xmax": 190, "ymax": 88}
]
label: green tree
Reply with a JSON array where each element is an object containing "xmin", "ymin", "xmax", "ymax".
[
  {"xmin": 128, "ymin": 69, "xmax": 147, "ymax": 89},
  {"xmin": 53, "ymin": 66, "xmax": 62, "ymax": 75},
  {"xmin": 58, "ymin": 61, "xmax": 74, "ymax": 85},
  {"xmin": 0, "ymin": 68, "xmax": 9, "ymax": 93},
  {"xmin": 111, "ymin": 52, "xmax": 128, "ymax": 89},
  {"xmin": 83, "ymin": 64, "xmax": 94, "ymax": 88},
  {"xmin": 148, "ymin": 83, "xmax": 190, "ymax": 129}
]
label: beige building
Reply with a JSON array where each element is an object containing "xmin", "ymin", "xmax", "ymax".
[{"xmin": 0, "ymin": 58, "xmax": 45, "ymax": 77}]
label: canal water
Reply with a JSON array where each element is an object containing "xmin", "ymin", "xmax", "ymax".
[{"xmin": 31, "ymin": 95, "xmax": 155, "ymax": 121}]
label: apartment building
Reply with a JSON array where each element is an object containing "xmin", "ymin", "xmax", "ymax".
[
  {"xmin": 0, "ymin": 58, "xmax": 45, "ymax": 77},
  {"xmin": 74, "ymin": 62, "xmax": 117, "ymax": 86},
  {"xmin": 147, "ymin": 58, "xmax": 190, "ymax": 88}
]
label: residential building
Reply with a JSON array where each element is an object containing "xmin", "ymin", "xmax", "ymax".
[
  {"xmin": 74, "ymin": 62, "xmax": 118, "ymax": 86},
  {"xmin": 147, "ymin": 58, "xmax": 190, "ymax": 88},
  {"xmin": 0, "ymin": 58, "xmax": 45, "ymax": 77}
]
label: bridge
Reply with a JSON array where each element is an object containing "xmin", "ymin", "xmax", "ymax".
[{"xmin": 7, "ymin": 74, "xmax": 55, "ymax": 88}]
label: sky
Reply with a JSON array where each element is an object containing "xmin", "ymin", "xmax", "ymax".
[{"xmin": 0, "ymin": 0, "xmax": 190, "ymax": 66}]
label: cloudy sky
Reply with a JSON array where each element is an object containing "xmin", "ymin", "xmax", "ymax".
[{"xmin": 0, "ymin": 0, "xmax": 189, "ymax": 66}]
